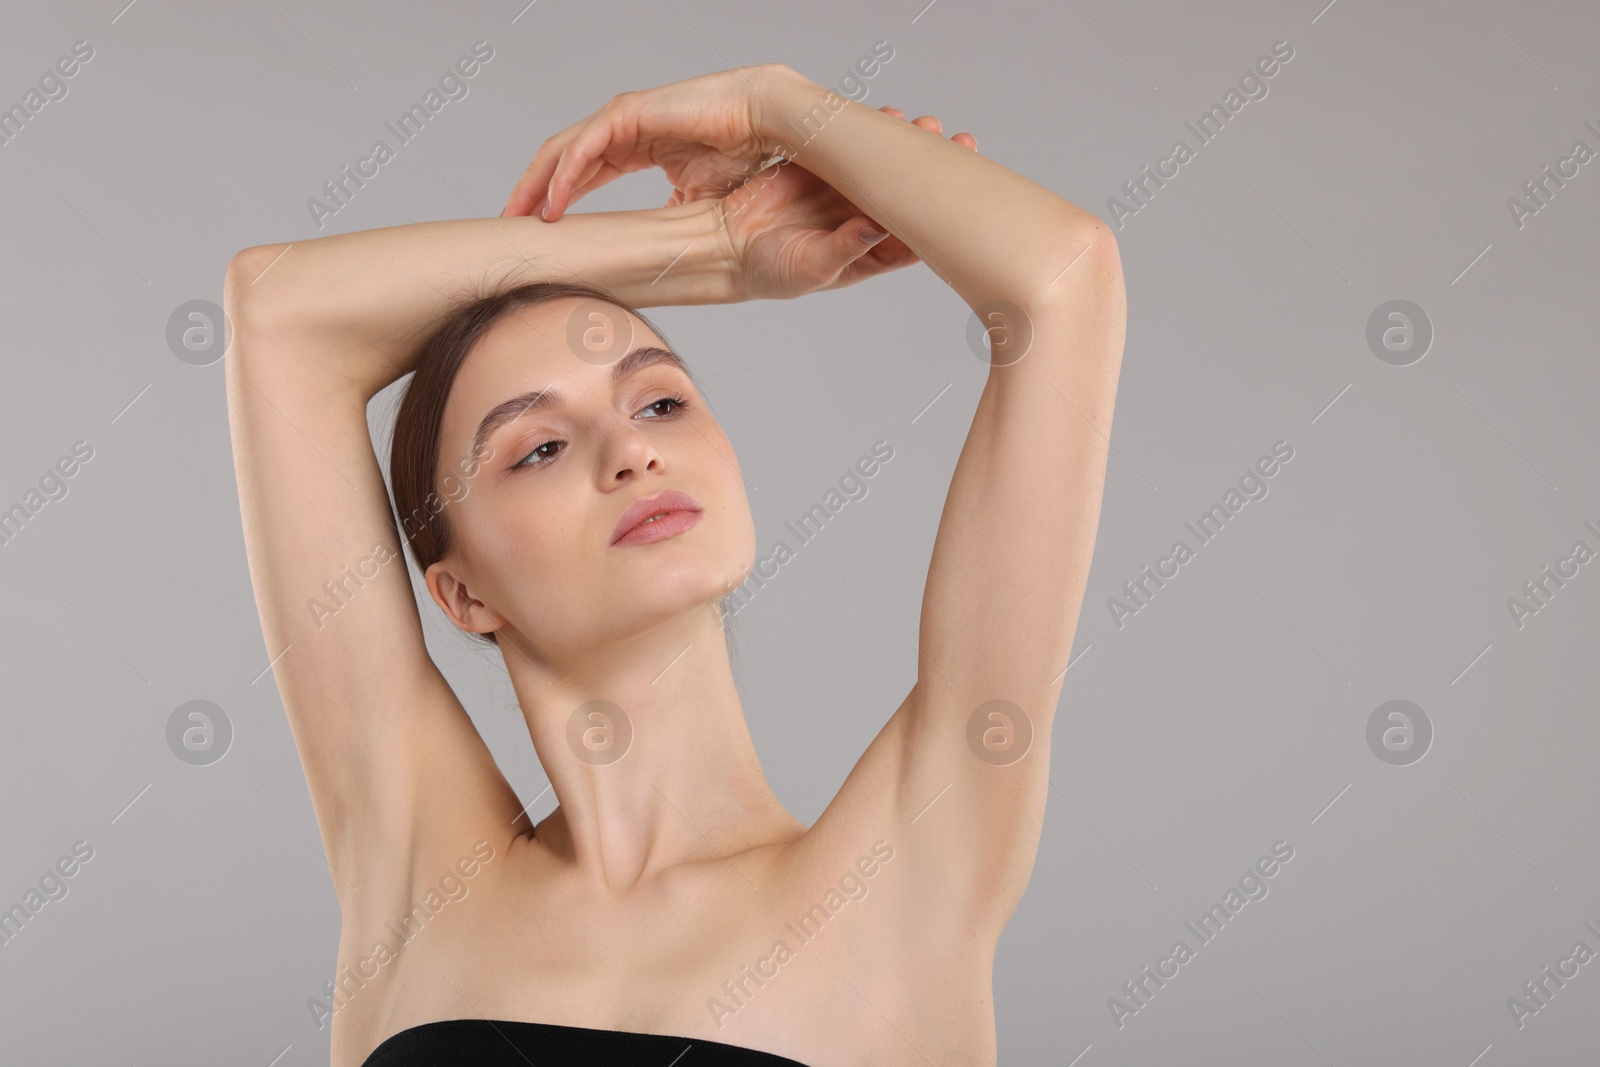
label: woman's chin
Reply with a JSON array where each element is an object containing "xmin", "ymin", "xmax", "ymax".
[{"xmin": 607, "ymin": 566, "xmax": 737, "ymax": 624}]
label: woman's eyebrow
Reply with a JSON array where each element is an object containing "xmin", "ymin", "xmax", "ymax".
[{"xmin": 469, "ymin": 345, "xmax": 688, "ymax": 460}]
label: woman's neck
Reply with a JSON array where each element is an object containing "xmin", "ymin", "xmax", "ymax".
[{"xmin": 502, "ymin": 599, "xmax": 804, "ymax": 892}]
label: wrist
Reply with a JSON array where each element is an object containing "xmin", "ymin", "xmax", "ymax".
[
  {"xmin": 751, "ymin": 64, "xmax": 827, "ymax": 161},
  {"xmin": 550, "ymin": 199, "xmax": 736, "ymax": 310}
]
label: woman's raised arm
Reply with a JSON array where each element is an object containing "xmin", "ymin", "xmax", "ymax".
[
  {"xmin": 221, "ymin": 201, "xmax": 735, "ymax": 900},
  {"xmin": 761, "ymin": 71, "xmax": 1127, "ymax": 946},
  {"xmin": 226, "ymin": 202, "xmax": 735, "ymax": 403}
]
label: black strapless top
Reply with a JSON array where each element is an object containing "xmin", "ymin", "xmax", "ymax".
[{"xmin": 360, "ymin": 1018, "xmax": 813, "ymax": 1066}]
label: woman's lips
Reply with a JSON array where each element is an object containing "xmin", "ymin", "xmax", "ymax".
[
  {"xmin": 612, "ymin": 507, "xmax": 703, "ymax": 546},
  {"xmin": 610, "ymin": 488, "xmax": 703, "ymax": 546}
]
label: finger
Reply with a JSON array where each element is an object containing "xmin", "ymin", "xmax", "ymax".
[
  {"xmin": 818, "ymin": 215, "xmax": 893, "ymax": 280},
  {"xmin": 542, "ymin": 144, "xmax": 574, "ymax": 220},
  {"xmin": 501, "ymin": 118, "xmax": 589, "ymax": 217},
  {"xmin": 512, "ymin": 95, "xmax": 622, "ymax": 221},
  {"xmin": 557, "ymin": 152, "xmax": 616, "ymax": 212},
  {"xmin": 863, "ymin": 234, "xmax": 921, "ymax": 271},
  {"xmin": 502, "ymin": 161, "xmax": 539, "ymax": 217},
  {"xmin": 912, "ymin": 115, "xmax": 942, "ymax": 134},
  {"xmin": 953, "ymin": 132, "xmax": 977, "ymax": 150},
  {"xmin": 503, "ymin": 150, "xmax": 559, "ymax": 217},
  {"xmin": 545, "ymin": 114, "xmax": 626, "ymax": 222},
  {"xmin": 503, "ymin": 137, "xmax": 576, "ymax": 216},
  {"xmin": 833, "ymin": 234, "xmax": 920, "ymax": 289},
  {"xmin": 880, "ymin": 105, "xmax": 905, "ymax": 118}
]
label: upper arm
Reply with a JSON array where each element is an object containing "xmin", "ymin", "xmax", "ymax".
[
  {"xmin": 223, "ymin": 247, "xmax": 523, "ymax": 902},
  {"xmin": 807, "ymin": 222, "xmax": 1126, "ymax": 940}
]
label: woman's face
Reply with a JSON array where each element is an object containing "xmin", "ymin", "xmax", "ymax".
[{"xmin": 427, "ymin": 297, "xmax": 755, "ymax": 654}]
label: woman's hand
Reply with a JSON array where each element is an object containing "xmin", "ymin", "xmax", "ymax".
[
  {"xmin": 716, "ymin": 107, "xmax": 978, "ymax": 300},
  {"xmin": 500, "ymin": 64, "xmax": 790, "ymax": 221},
  {"xmin": 499, "ymin": 63, "xmax": 977, "ymax": 300}
]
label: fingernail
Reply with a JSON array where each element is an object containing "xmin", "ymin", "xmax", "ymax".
[{"xmin": 860, "ymin": 227, "xmax": 888, "ymax": 243}]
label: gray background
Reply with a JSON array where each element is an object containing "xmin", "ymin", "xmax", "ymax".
[{"xmin": 1, "ymin": 0, "xmax": 1596, "ymax": 1064}]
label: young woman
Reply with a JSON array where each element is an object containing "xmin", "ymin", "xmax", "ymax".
[{"xmin": 224, "ymin": 63, "xmax": 1125, "ymax": 1067}]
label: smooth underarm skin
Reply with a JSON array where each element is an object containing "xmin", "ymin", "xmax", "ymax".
[{"xmin": 225, "ymin": 62, "xmax": 1124, "ymax": 1067}]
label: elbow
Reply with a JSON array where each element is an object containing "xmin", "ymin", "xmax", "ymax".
[
  {"xmin": 1060, "ymin": 215, "xmax": 1122, "ymax": 290},
  {"xmin": 1016, "ymin": 214, "xmax": 1122, "ymax": 317},
  {"xmin": 223, "ymin": 243, "xmax": 291, "ymax": 339}
]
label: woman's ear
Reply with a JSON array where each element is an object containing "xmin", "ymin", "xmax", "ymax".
[{"xmin": 425, "ymin": 558, "xmax": 507, "ymax": 635}]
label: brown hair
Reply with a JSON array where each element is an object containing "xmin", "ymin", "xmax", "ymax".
[{"xmin": 387, "ymin": 280, "xmax": 681, "ymax": 648}]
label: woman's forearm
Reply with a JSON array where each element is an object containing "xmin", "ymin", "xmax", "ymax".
[
  {"xmin": 224, "ymin": 199, "xmax": 733, "ymax": 401},
  {"xmin": 758, "ymin": 69, "xmax": 1106, "ymax": 310}
]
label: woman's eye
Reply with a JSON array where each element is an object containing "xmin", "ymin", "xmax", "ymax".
[
  {"xmin": 512, "ymin": 440, "xmax": 563, "ymax": 470},
  {"xmin": 638, "ymin": 395, "xmax": 689, "ymax": 419}
]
